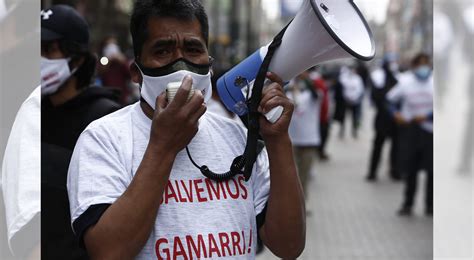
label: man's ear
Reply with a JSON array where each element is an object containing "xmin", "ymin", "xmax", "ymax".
[{"xmin": 130, "ymin": 62, "xmax": 143, "ymax": 84}]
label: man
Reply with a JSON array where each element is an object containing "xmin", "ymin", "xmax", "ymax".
[
  {"xmin": 366, "ymin": 58, "xmax": 401, "ymax": 182},
  {"xmin": 287, "ymin": 70, "xmax": 320, "ymax": 197},
  {"xmin": 339, "ymin": 65, "xmax": 365, "ymax": 139},
  {"xmin": 41, "ymin": 5, "xmax": 121, "ymax": 259},
  {"xmin": 313, "ymin": 71, "xmax": 331, "ymax": 161},
  {"xmin": 67, "ymin": 0, "xmax": 305, "ymax": 259},
  {"xmin": 387, "ymin": 53, "xmax": 433, "ymax": 216}
]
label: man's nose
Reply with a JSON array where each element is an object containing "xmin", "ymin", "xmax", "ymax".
[{"xmin": 173, "ymin": 48, "xmax": 185, "ymax": 61}]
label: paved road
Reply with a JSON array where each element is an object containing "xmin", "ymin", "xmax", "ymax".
[{"xmin": 257, "ymin": 103, "xmax": 433, "ymax": 260}]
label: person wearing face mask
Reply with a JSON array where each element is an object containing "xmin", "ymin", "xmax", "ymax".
[
  {"xmin": 97, "ymin": 36, "xmax": 134, "ymax": 105},
  {"xmin": 386, "ymin": 53, "xmax": 433, "ymax": 217},
  {"xmin": 40, "ymin": 5, "xmax": 121, "ymax": 259},
  {"xmin": 66, "ymin": 0, "xmax": 305, "ymax": 259},
  {"xmin": 366, "ymin": 57, "xmax": 401, "ymax": 182}
]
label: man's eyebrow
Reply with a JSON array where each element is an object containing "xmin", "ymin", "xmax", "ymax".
[
  {"xmin": 151, "ymin": 39, "xmax": 176, "ymax": 49},
  {"xmin": 184, "ymin": 38, "xmax": 206, "ymax": 48}
]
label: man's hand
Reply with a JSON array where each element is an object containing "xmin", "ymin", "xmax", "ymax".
[
  {"xmin": 413, "ymin": 115, "xmax": 427, "ymax": 124},
  {"xmin": 149, "ymin": 75, "xmax": 207, "ymax": 155},
  {"xmin": 258, "ymin": 72, "xmax": 294, "ymax": 141},
  {"xmin": 394, "ymin": 112, "xmax": 407, "ymax": 125}
]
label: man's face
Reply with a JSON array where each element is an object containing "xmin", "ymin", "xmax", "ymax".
[
  {"xmin": 138, "ymin": 16, "xmax": 209, "ymax": 68},
  {"xmin": 41, "ymin": 41, "xmax": 65, "ymax": 59}
]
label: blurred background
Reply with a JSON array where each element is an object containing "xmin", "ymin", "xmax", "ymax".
[
  {"xmin": 38, "ymin": 0, "xmax": 434, "ymax": 73},
  {"xmin": 1, "ymin": 0, "xmax": 472, "ymax": 259}
]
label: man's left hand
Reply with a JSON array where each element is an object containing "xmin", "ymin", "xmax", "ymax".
[
  {"xmin": 413, "ymin": 115, "xmax": 427, "ymax": 124},
  {"xmin": 258, "ymin": 72, "xmax": 294, "ymax": 141}
]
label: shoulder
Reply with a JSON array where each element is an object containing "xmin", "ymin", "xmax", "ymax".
[
  {"xmin": 81, "ymin": 104, "xmax": 135, "ymax": 141},
  {"xmin": 79, "ymin": 87, "xmax": 121, "ymax": 111},
  {"xmin": 15, "ymin": 86, "xmax": 41, "ymax": 115}
]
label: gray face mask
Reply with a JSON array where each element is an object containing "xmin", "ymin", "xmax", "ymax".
[{"xmin": 136, "ymin": 58, "xmax": 211, "ymax": 77}]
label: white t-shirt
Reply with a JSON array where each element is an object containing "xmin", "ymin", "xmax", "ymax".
[
  {"xmin": 1, "ymin": 86, "xmax": 40, "ymax": 252},
  {"xmin": 339, "ymin": 68, "xmax": 364, "ymax": 105},
  {"xmin": 370, "ymin": 67, "xmax": 386, "ymax": 89},
  {"xmin": 287, "ymin": 82, "xmax": 321, "ymax": 147},
  {"xmin": 67, "ymin": 102, "xmax": 270, "ymax": 259},
  {"xmin": 387, "ymin": 72, "xmax": 434, "ymax": 132}
]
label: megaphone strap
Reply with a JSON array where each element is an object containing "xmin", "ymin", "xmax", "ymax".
[
  {"xmin": 186, "ymin": 20, "xmax": 292, "ymax": 182},
  {"xmin": 242, "ymin": 20, "xmax": 293, "ymax": 179}
]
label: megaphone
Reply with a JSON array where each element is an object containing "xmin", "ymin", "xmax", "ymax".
[{"xmin": 217, "ymin": 0, "xmax": 375, "ymax": 123}]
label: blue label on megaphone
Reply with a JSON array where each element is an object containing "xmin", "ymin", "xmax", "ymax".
[{"xmin": 216, "ymin": 48, "xmax": 264, "ymax": 116}]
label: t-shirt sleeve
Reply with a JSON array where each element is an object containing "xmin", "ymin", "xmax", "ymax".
[
  {"xmin": 252, "ymin": 147, "xmax": 270, "ymax": 229},
  {"xmin": 67, "ymin": 125, "xmax": 130, "ymax": 231}
]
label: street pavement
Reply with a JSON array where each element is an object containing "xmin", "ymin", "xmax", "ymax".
[{"xmin": 257, "ymin": 102, "xmax": 433, "ymax": 260}]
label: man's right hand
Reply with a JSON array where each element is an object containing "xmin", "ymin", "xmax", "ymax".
[
  {"xmin": 394, "ymin": 112, "xmax": 407, "ymax": 125},
  {"xmin": 149, "ymin": 75, "xmax": 207, "ymax": 155}
]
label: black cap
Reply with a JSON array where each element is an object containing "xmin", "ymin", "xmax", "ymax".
[{"xmin": 41, "ymin": 5, "xmax": 89, "ymax": 48}]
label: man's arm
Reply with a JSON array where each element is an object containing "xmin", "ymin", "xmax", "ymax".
[
  {"xmin": 81, "ymin": 76, "xmax": 206, "ymax": 259},
  {"xmin": 257, "ymin": 72, "xmax": 306, "ymax": 259}
]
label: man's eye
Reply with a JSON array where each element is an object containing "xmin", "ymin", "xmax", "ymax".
[
  {"xmin": 155, "ymin": 49, "xmax": 171, "ymax": 56},
  {"xmin": 187, "ymin": 48, "xmax": 203, "ymax": 54}
]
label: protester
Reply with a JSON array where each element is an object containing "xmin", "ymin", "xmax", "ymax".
[
  {"xmin": 339, "ymin": 65, "xmax": 365, "ymax": 139},
  {"xmin": 41, "ymin": 5, "xmax": 121, "ymax": 259},
  {"xmin": 67, "ymin": 1, "xmax": 305, "ymax": 259},
  {"xmin": 332, "ymin": 71, "xmax": 347, "ymax": 139},
  {"xmin": 366, "ymin": 58, "xmax": 401, "ymax": 181},
  {"xmin": 287, "ymin": 70, "xmax": 320, "ymax": 197},
  {"xmin": 314, "ymin": 72, "xmax": 332, "ymax": 160},
  {"xmin": 387, "ymin": 53, "xmax": 433, "ymax": 216},
  {"xmin": 97, "ymin": 36, "xmax": 134, "ymax": 105}
]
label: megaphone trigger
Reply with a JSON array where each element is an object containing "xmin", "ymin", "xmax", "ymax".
[
  {"xmin": 265, "ymin": 106, "xmax": 284, "ymax": 123},
  {"xmin": 260, "ymin": 77, "xmax": 285, "ymax": 123}
]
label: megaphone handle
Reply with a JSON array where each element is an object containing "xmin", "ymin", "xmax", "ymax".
[
  {"xmin": 261, "ymin": 78, "xmax": 284, "ymax": 123},
  {"xmin": 264, "ymin": 106, "xmax": 284, "ymax": 124}
]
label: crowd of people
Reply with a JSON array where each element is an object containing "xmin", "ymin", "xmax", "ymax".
[{"xmin": 274, "ymin": 54, "xmax": 433, "ymax": 217}]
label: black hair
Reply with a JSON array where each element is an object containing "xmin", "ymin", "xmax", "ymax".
[
  {"xmin": 130, "ymin": 0, "xmax": 209, "ymax": 59},
  {"xmin": 411, "ymin": 53, "xmax": 431, "ymax": 67},
  {"xmin": 58, "ymin": 39, "xmax": 96, "ymax": 89}
]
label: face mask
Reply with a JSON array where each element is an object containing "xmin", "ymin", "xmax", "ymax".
[
  {"xmin": 137, "ymin": 58, "xmax": 212, "ymax": 108},
  {"xmin": 414, "ymin": 65, "xmax": 432, "ymax": 81},
  {"xmin": 41, "ymin": 57, "xmax": 76, "ymax": 96}
]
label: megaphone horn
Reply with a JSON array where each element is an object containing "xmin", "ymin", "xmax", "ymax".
[{"xmin": 217, "ymin": 0, "xmax": 375, "ymax": 123}]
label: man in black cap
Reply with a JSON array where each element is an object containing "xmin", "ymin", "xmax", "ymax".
[{"xmin": 40, "ymin": 4, "xmax": 121, "ymax": 259}]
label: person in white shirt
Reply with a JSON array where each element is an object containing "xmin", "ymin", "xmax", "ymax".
[
  {"xmin": 387, "ymin": 53, "xmax": 433, "ymax": 217},
  {"xmin": 287, "ymin": 71, "xmax": 321, "ymax": 197},
  {"xmin": 339, "ymin": 65, "xmax": 365, "ymax": 138},
  {"xmin": 66, "ymin": 1, "xmax": 305, "ymax": 259}
]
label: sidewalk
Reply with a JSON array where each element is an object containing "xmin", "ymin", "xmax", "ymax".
[{"xmin": 257, "ymin": 104, "xmax": 433, "ymax": 260}]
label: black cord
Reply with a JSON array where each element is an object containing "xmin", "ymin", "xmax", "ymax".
[{"xmin": 185, "ymin": 146, "xmax": 246, "ymax": 182}]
